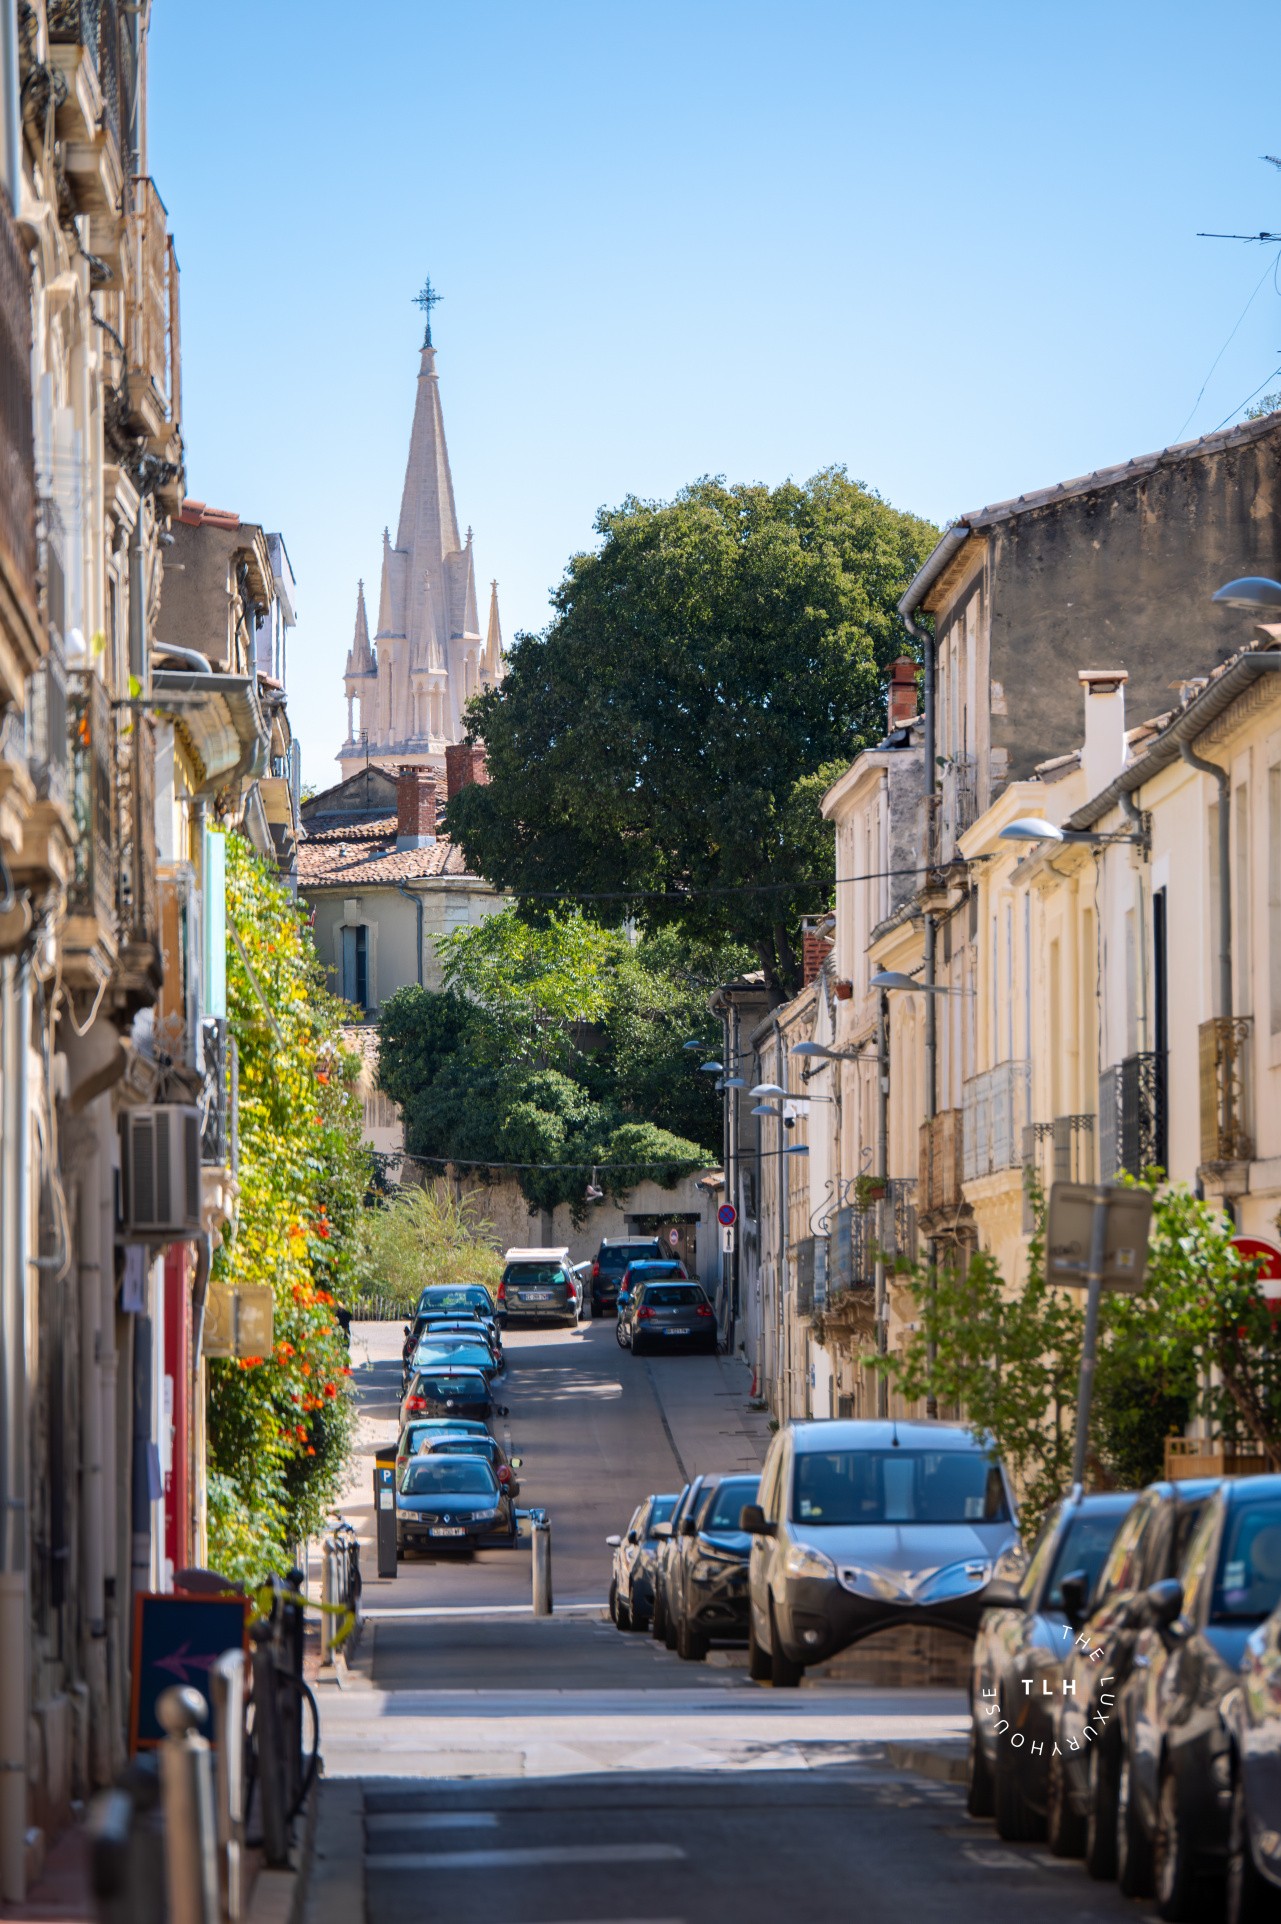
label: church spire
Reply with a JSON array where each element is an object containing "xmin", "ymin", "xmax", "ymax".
[
  {"xmin": 344, "ymin": 579, "xmax": 375, "ymax": 677},
  {"xmin": 484, "ymin": 579, "xmax": 503, "ymax": 678}
]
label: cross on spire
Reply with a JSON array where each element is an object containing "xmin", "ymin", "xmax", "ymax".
[{"xmin": 412, "ymin": 276, "xmax": 442, "ymax": 347}]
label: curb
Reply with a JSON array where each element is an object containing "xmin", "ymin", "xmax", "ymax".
[
  {"xmin": 881, "ymin": 1740, "xmax": 968, "ymax": 1786},
  {"xmin": 247, "ymin": 1761, "xmax": 320, "ymax": 1924}
]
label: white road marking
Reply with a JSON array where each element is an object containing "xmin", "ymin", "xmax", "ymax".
[
  {"xmin": 367, "ymin": 1841, "xmax": 687, "ymax": 1870},
  {"xmin": 365, "ymin": 1810, "xmax": 499, "ymax": 1832},
  {"xmin": 360, "ymin": 1601, "xmax": 608, "ymax": 1619}
]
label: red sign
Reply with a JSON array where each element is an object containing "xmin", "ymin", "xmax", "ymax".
[{"xmin": 1230, "ymin": 1235, "xmax": 1281, "ymax": 1302}]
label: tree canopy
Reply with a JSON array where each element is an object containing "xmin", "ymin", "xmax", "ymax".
[
  {"xmin": 377, "ymin": 908, "xmax": 751, "ymax": 1214},
  {"xmin": 449, "ymin": 470, "xmax": 939, "ymax": 1002}
]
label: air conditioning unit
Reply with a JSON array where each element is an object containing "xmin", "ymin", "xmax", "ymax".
[{"xmin": 119, "ymin": 1105, "xmax": 202, "ymax": 1239}]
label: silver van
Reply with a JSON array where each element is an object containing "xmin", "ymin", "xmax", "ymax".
[
  {"xmin": 741, "ymin": 1417, "xmax": 1021, "ymax": 1686},
  {"xmin": 497, "ymin": 1246, "xmax": 583, "ymax": 1327}
]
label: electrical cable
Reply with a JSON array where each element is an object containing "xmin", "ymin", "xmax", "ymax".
[
  {"xmin": 1173, "ymin": 249, "xmax": 1280, "ymax": 442},
  {"xmin": 469, "ymin": 857, "xmax": 980, "ymax": 907},
  {"xmin": 1207, "ymin": 364, "xmax": 1281, "ymax": 437},
  {"xmin": 397, "ymin": 1145, "xmax": 808, "ymax": 1174}
]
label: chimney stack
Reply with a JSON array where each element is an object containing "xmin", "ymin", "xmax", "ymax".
[
  {"xmin": 1078, "ymin": 670, "xmax": 1128, "ymax": 797},
  {"xmin": 888, "ymin": 657, "xmax": 919, "ymax": 730},
  {"xmin": 801, "ymin": 925, "xmax": 834, "ymax": 987},
  {"xmin": 396, "ymin": 765, "xmax": 437, "ymax": 849},
  {"xmin": 444, "ymin": 741, "xmax": 489, "ymax": 804}
]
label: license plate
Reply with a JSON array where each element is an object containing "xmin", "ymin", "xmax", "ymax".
[
  {"xmin": 429, "ymin": 1526, "xmax": 467, "ymax": 1537},
  {"xmin": 664, "ymin": 1326, "xmax": 691, "ymax": 1335},
  {"xmin": 523, "ymin": 1290, "xmax": 553, "ymax": 1302}
]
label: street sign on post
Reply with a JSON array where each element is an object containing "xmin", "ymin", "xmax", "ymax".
[
  {"xmin": 1045, "ymin": 1182, "xmax": 1154, "ymax": 1488},
  {"xmin": 720, "ymin": 1225, "xmax": 735, "ymax": 1252},
  {"xmin": 717, "ymin": 1202, "xmax": 738, "ymax": 1228}
]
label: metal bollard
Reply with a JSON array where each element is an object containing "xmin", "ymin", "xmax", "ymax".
[
  {"xmin": 319, "ymin": 1539, "xmax": 335, "ymax": 1665},
  {"xmin": 532, "ymin": 1517, "xmax": 553, "ymax": 1616},
  {"xmin": 250, "ymin": 1623, "xmax": 290, "ymax": 1868},
  {"xmin": 156, "ymin": 1686, "xmax": 219, "ymax": 1924},
  {"xmin": 208, "ymin": 1648, "xmax": 245, "ymax": 1921}
]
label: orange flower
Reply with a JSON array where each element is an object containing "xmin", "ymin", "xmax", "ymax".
[
  {"xmin": 306, "ymin": 1446, "xmax": 316, "ymax": 1456},
  {"xmin": 323, "ymin": 1383, "xmax": 337, "ymax": 1399},
  {"xmin": 294, "ymin": 1424, "xmax": 307, "ymax": 1441}
]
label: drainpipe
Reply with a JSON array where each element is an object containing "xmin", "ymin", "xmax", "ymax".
[
  {"xmin": 129, "ymin": 498, "xmax": 148, "ymax": 690},
  {"xmin": 395, "ymin": 882, "xmax": 424, "ymax": 986},
  {"xmin": 905, "ymin": 603, "xmax": 939, "ymax": 1414},
  {"xmin": 875, "ymin": 990, "xmax": 890, "ymax": 1421},
  {"xmin": 1178, "ymin": 742, "xmax": 1231, "ymax": 1024},
  {"xmin": 0, "ymin": 952, "xmax": 31, "ymax": 1901}
]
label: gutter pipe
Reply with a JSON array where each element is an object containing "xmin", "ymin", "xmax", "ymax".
[
  {"xmin": 395, "ymin": 882, "xmax": 424, "ymax": 986},
  {"xmin": 0, "ymin": 951, "xmax": 31, "ymax": 1900},
  {"xmin": 1179, "ymin": 740, "xmax": 1233, "ymax": 1024}
]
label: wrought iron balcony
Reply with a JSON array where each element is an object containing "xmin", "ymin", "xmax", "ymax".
[
  {"xmin": 112, "ymin": 710, "xmax": 160, "ymax": 1001},
  {"xmin": 1198, "ymin": 1017, "xmax": 1252, "ymax": 1166},
  {"xmin": 65, "ymin": 669, "xmax": 117, "ymax": 984},
  {"xmin": 919, "ymin": 1107, "xmax": 965, "ymax": 1215},
  {"xmin": 1022, "ymin": 1115, "xmax": 1095, "ymax": 1229},
  {"xmin": 829, "ymin": 1204, "xmax": 874, "ymax": 1296},
  {"xmin": 199, "ymin": 1017, "xmax": 239, "ymax": 1171},
  {"xmin": 124, "ymin": 177, "xmax": 182, "ymax": 460},
  {"xmin": 963, "ymin": 1060, "xmax": 1031, "ymax": 1182},
  {"xmin": 1099, "ymin": 1052, "xmax": 1167, "ymax": 1180},
  {"xmin": 0, "ymin": 189, "xmax": 40, "ymax": 708}
]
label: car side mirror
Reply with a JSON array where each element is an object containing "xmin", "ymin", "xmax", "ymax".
[
  {"xmin": 1145, "ymin": 1577, "xmax": 1184, "ymax": 1632},
  {"xmin": 605, "ymin": 1534, "xmax": 621, "ymax": 1548},
  {"xmin": 403, "ymin": 1325, "xmax": 411, "ymax": 1337},
  {"xmin": 679, "ymin": 1516, "xmax": 697, "ymax": 1538},
  {"xmin": 740, "ymin": 1504, "xmax": 776, "ymax": 1537},
  {"xmin": 652, "ymin": 1521, "xmax": 672, "ymax": 1539},
  {"xmin": 981, "ymin": 1576, "xmax": 1025, "ymax": 1610},
  {"xmin": 1058, "ymin": 1569, "xmax": 1089, "ymax": 1630},
  {"xmin": 617, "ymin": 1292, "xmax": 631, "ymax": 1308}
]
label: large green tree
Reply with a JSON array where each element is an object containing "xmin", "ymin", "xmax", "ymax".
[{"xmin": 450, "ymin": 471, "xmax": 938, "ymax": 1002}]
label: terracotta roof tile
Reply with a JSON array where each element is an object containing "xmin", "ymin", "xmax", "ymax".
[{"xmin": 296, "ymin": 813, "xmax": 481, "ymax": 887}]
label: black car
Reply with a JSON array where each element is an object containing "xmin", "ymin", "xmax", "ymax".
[
  {"xmin": 408, "ymin": 1429, "xmax": 523, "ymax": 1500},
  {"xmin": 667, "ymin": 1472, "xmax": 761, "ymax": 1661},
  {"xmin": 590, "ymin": 1238, "xmax": 663, "ymax": 1317},
  {"xmin": 395, "ymin": 1455, "xmax": 516, "ymax": 1555},
  {"xmin": 606, "ymin": 1492, "xmax": 679, "ymax": 1630},
  {"xmin": 617, "ymin": 1273, "xmax": 715, "ymax": 1355},
  {"xmin": 1224, "ymin": 1587, "xmax": 1281, "ymax": 1924},
  {"xmin": 1048, "ymin": 1477, "xmax": 1219, "ymax": 1873},
  {"xmin": 968, "ymin": 1490, "xmax": 1136, "ymax": 1841},
  {"xmin": 400, "ymin": 1365, "xmax": 509, "ymax": 1428},
  {"xmin": 1116, "ymin": 1474, "xmax": 1281, "ymax": 1918}
]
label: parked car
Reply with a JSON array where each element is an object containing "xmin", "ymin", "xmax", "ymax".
[
  {"xmin": 617, "ymin": 1274, "xmax": 715, "ymax": 1355},
  {"xmin": 650, "ymin": 1481, "xmax": 697, "ymax": 1644},
  {"xmin": 967, "ymin": 1489, "xmax": 1136, "ymax": 1841},
  {"xmin": 590, "ymin": 1238, "xmax": 663, "ymax": 1317},
  {"xmin": 741, "ymin": 1418, "xmax": 1021, "ymax": 1687},
  {"xmin": 1223, "ymin": 1586, "xmax": 1281, "ymax": 1924},
  {"xmin": 400, "ymin": 1365, "xmax": 509, "ymax": 1429},
  {"xmin": 1115, "ymin": 1474, "xmax": 1281, "ymax": 1917},
  {"xmin": 667, "ymin": 1472, "xmax": 761, "ymax": 1660},
  {"xmin": 606, "ymin": 1491, "xmax": 679, "ymax": 1630},
  {"xmin": 394, "ymin": 1417, "xmax": 490, "ymax": 1482},
  {"xmin": 1047, "ymin": 1477, "xmax": 1220, "ymax": 1873},
  {"xmin": 409, "ymin": 1334, "xmax": 503, "ymax": 1383},
  {"xmin": 395, "ymin": 1454, "xmax": 517, "ymax": 1555},
  {"xmin": 409, "ymin": 1429, "xmax": 522, "ymax": 1499},
  {"xmin": 402, "ymin": 1286, "xmax": 500, "ymax": 1373},
  {"xmin": 497, "ymin": 1246, "xmax": 583, "ymax": 1327}
]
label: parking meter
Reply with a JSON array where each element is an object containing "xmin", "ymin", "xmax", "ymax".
[{"xmin": 374, "ymin": 1450, "xmax": 398, "ymax": 1579}]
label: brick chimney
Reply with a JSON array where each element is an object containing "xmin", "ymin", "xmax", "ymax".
[
  {"xmin": 888, "ymin": 656, "xmax": 919, "ymax": 730},
  {"xmin": 396, "ymin": 765, "xmax": 437, "ymax": 849},
  {"xmin": 802, "ymin": 926, "xmax": 833, "ymax": 987},
  {"xmin": 444, "ymin": 741, "xmax": 489, "ymax": 804}
]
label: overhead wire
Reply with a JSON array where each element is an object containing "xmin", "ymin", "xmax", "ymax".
[{"xmin": 1173, "ymin": 248, "xmax": 1280, "ymax": 442}]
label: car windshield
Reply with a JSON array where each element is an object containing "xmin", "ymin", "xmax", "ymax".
[
  {"xmin": 423, "ymin": 1438, "xmax": 498, "ymax": 1462},
  {"xmin": 506, "ymin": 1265, "xmax": 564, "ymax": 1287},
  {"xmin": 1213, "ymin": 1499, "xmax": 1281, "ymax": 1621},
  {"xmin": 414, "ymin": 1374, "xmax": 487, "ymax": 1401},
  {"xmin": 1046, "ymin": 1508, "xmax": 1132, "ymax": 1610},
  {"xmin": 418, "ymin": 1287, "xmax": 491, "ymax": 1313},
  {"xmin": 792, "ymin": 1449, "xmax": 1010, "ymax": 1525},
  {"xmin": 640, "ymin": 1284, "xmax": 700, "ymax": 1307},
  {"xmin": 416, "ymin": 1335, "xmax": 487, "ymax": 1354},
  {"xmin": 648, "ymin": 1495, "xmax": 678, "ymax": 1535},
  {"xmin": 402, "ymin": 1460, "xmax": 497, "ymax": 1497},
  {"xmin": 702, "ymin": 1477, "xmax": 760, "ymax": 1532}
]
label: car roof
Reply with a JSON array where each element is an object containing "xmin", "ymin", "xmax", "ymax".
[
  {"xmin": 600, "ymin": 1237, "xmax": 661, "ymax": 1247},
  {"xmin": 401, "ymin": 1418, "xmax": 487, "ymax": 1435},
  {"xmin": 504, "ymin": 1246, "xmax": 571, "ymax": 1262},
  {"xmin": 412, "ymin": 1365, "xmax": 488, "ymax": 1383},
  {"xmin": 788, "ymin": 1418, "xmax": 996, "ymax": 1455},
  {"xmin": 1223, "ymin": 1473, "xmax": 1281, "ymax": 1505},
  {"xmin": 1141, "ymin": 1478, "xmax": 1224, "ymax": 1503},
  {"xmin": 1061, "ymin": 1491, "xmax": 1136, "ymax": 1515},
  {"xmin": 631, "ymin": 1261, "xmax": 688, "ymax": 1273}
]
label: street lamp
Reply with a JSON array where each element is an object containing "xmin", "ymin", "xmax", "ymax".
[
  {"xmin": 750, "ymin": 1081, "xmax": 786, "ymax": 1098},
  {"xmin": 868, "ymin": 970, "xmax": 959, "ymax": 995},
  {"xmin": 999, "ymin": 816, "xmax": 1143, "ymax": 849},
  {"xmin": 1211, "ymin": 575, "xmax": 1281, "ymax": 609},
  {"xmin": 698, "ymin": 1060, "xmax": 724, "ymax": 1074}
]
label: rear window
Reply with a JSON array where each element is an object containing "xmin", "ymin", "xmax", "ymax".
[
  {"xmin": 701, "ymin": 1477, "xmax": 760, "ymax": 1532},
  {"xmin": 504, "ymin": 1264, "xmax": 565, "ymax": 1287},
  {"xmin": 599, "ymin": 1243, "xmax": 662, "ymax": 1272},
  {"xmin": 402, "ymin": 1460, "xmax": 497, "ymax": 1497},
  {"xmin": 1214, "ymin": 1499, "xmax": 1281, "ymax": 1621},
  {"xmin": 422, "ymin": 1438, "xmax": 498, "ymax": 1462},
  {"xmin": 414, "ymin": 1372, "xmax": 487, "ymax": 1400},
  {"xmin": 640, "ymin": 1284, "xmax": 702, "ymax": 1308}
]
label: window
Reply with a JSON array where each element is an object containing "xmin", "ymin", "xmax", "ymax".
[
  {"xmin": 790, "ymin": 1449, "xmax": 1009, "ymax": 1526},
  {"xmin": 342, "ymin": 923, "xmax": 368, "ymax": 1009},
  {"xmin": 1212, "ymin": 1498, "xmax": 1281, "ymax": 1622},
  {"xmin": 1044, "ymin": 1506, "xmax": 1133, "ymax": 1610},
  {"xmin": 1236, "ymin": 778, "xmax": 1251, "ymax": 1016},
  {"xmin": 648, "ymin": 1495, "xmax": 677, "ymax": 1536},
  {"xmin": 1270, "ymin": 766, "xmax": 1281, "ymax": 1033},
  {"xmin": 1096, "ymin": 1498, "xmax": 1152, "ymax": 1601},
  {"xmin": 401, "ymin": 1459, "xmax": 496, "ymax": 1497},
  {"xmin": 701, "ymin": 1477, "xmax": 760, "ymax": 1532}
]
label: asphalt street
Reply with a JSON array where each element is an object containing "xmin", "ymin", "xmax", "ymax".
[{"xmin": 303, "ymin": 1319, "xmax": 1140, "ymax": 1922}]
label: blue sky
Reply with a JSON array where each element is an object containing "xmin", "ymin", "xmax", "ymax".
[{"xmin": 149, "ymin": 0, "xmax": 1281, "ymax": 785}]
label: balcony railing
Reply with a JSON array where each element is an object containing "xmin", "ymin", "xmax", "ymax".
[
  {"xmin": 919, "ymin": 1108, "xmax": 965, "ymax": 1215},
  {"xmin": 963, "ymin": 1060, "xmax": 1031, "ymax": 1182},
  {"xmin": 1199, "ymin": 1017, "xmax": 1252, "ymax": 1165},
  {"xmin": 24, "ymin": 630, "xmax": 69, "ymax": 810},
  {"xmin": 199, "ymin": 1016, "xmax": 239, "ymax": 1171},
  {"xmin": 1022, "ymin": 1115, "xmax": 1095, "ymax": 1229},
  {"xmin": 115, "ymin": 709, "xmax": 157, "ymax": 947},
  {"xmin": 1100, "ymin": 1052, "xmax": 1168, "ymax": 1180},
  {"xmin": 48, "ymin": 0, "xmax": 122, "ymax": 158},
  {"xmin": 125, "ymin": 176, "xmax": 182, "ymax": 445},
  {"xmin": 829, "ymin": 1204, "xmax": 874, "ymax": 1295},
  {"xmin": 66, "ymin": 669, "xmax": 115, "ymax": 931},
  {"xmin": 0, "ymin": 190, "xmax": 37, "ymax": 651}
]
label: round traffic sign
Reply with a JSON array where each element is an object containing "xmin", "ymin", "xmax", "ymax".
[
  {"xmin": 667, "ymin": 1227, "xmax": 681, "ymax": 1247},
  {"xmin": 1231, "ymin": 1234, "xmax": 1281, "ymax": 1301},
  {"xmin": 717, "ymin": 1202, "xmax": 738, "ymax": 1228}
]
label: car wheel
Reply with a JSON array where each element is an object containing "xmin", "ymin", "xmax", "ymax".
[
  {"xmin": 994, "ymin": 1746, "xmax": 1044, "ymax": 1842},
  {"xmin": 615, "ymin": 1321, "xmax": 630, "ymax": 1349},
  {"xmin": 768, "ymin": 1601, "xmax": 803, "ymax": 1688},
  {"xmin": 1117, "ymin": 1751, "xmax": 1154, "ymax": 1898},
  {"xmin": 651, "ymin": 1589, "xmax": 667, "ymax": 1642},
  {"xmin": 1153, "ymin": 1762, "xmax": 1197, "ymax": 1921},
  {"xmin": 608, "ymin": 1579, "xmax": 620, "ymax": 1625},
  {"xmin": 677, "ymin": 1615, "xmax": 707, "ymax": 1662},
  {"xmin": 1227, "ymin": 1766, "xmax": 1269, "ymax": 1924},
  {"xmin": 966, "ymin": 1718, "xmax": 994, "ymax": 1819},
  {"xmin": 1084, "ymin": 1732, "xmax": 1119, "ymax": 1879},
  {"xmin": 1047, "ymin": 1746, "xmax": 1086, "ymax": 1858},
  {"xmin": 747, "ymin": 1611, "xmax": 772, "ymax": 1682}
]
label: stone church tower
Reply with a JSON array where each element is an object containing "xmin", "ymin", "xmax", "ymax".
[{"xmin": 339, "ymin": 300, "xmax": 503, "ymax": 778}]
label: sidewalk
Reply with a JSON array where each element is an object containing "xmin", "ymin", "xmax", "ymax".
[{"xmin": 0, "ymin": 1825, "xmax": 92, "ymax": 1923}]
